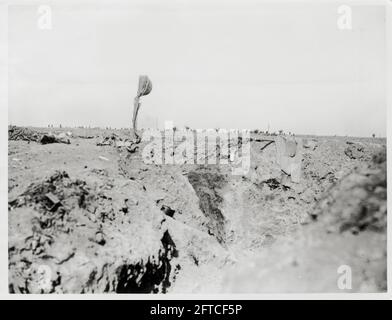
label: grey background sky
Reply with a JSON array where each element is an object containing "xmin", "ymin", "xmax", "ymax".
[{"xmin": 7, "ymin": 0, "xmax": 387, "ymax": 136}]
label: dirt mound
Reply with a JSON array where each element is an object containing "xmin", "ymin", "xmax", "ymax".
[
  {"xmin": 344, "ymin": 141, "xmax": 368, "ymax": 160},
  {"xmin": 222, "ymin": 148, "xmax": 387, "ymax": 293},
  {"xmin": 9, "ymin": 126, "xmax": 41, "ymax": 142},
  {"xmin": 8, "ymin": 129, "xmax": 387, "ymax": 294},
  {"xmin": 314, "ymin": 149, "xmax": 387, "ymax": 233},
  {"xmin": 8, "ymin": 170, "xmax": 178, "ymax": 293},
  {"xmin": 9, "ymin": 171, "xmax": 91, "ymax": 232},
  {"xmin": 8, "ymin": 126, "xmax": 70, "ymax": 145}
]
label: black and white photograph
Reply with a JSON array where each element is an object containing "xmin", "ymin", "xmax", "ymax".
[{"xmin": 1, "ymin": 0, "xmax": 391, "ymax": 299}]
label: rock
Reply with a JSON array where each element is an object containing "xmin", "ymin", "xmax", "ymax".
[
  {"xmin": 45, "ymin": 192, "xmax": 60, "ymax": 205},
  {"xmin": 94, "ymin": 232, "xmax": 106, "ymax": 246},
  {"xmin": 161, "ymin": 205, "xmax": 175, "ymax": 217},
  {"xmin": 126, "ymin": 144, "xmax": 139, "ymax": 153},
  {"xmin": 45, "ymin": 192, "xmax": 62, "ymax": 211}
]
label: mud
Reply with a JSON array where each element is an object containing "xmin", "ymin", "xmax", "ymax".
[{"xmin": 8, "ymin": 127, "xmax": 387, "ymax": 293}]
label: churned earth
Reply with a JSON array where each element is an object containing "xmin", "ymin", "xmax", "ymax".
[{"xmin": 8, "ymin": 126, "xmax": 387, "ymax": 293}]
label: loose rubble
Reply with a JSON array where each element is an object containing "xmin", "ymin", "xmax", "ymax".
[
  {"xmin": 9, "ymin": 126, "xmax": 71, "ymax": 145},
  {"xmin": 8, "ymin": 127, "xmax": 387, "ymax": 293}
]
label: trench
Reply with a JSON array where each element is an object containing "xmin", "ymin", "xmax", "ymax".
[
  {"xmin": 186, "ymin": 167, "xmax": 228, "ymax": 245},
  {"xmin": 115, "ymin": 230, "xmax": 178, "ymax": 293}
]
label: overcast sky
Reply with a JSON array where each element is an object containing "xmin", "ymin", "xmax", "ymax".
[{"xmin": 7, "ymin": 0, "xmax": 387, "ymax": 136}]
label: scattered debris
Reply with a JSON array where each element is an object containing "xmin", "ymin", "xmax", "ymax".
[
  {"xmin": 126, "ymin": 143, "xmax": 139, "ymax": 153},
  {"xmin": 264, "ymin": 178, "xmax": 282, "ymax": 190},
  {"xmin": 344, "ymin": 141, "xmax": 366, "ymax": 160},
  {"xmin": 8, "ymin": 126, "xmax": 41, "ymax": 142},
  {"xmin": 259, "ymin": 140, "xmax": 275, "ymax": 151},
  {"xmin": 8, "ymin": 171, "xmax": 92, "ymax": 233},
  {"xmin": 8, "ymin": 126, "xmax": 71, "ymax": 144},
  {"xmin": 40, "ymin": 133, "xmax": 70, "ymax": 145},
  {"xmin": 91, "ymin": 168, "xmax": 109, "ymax": 176},
  {"xmin": 97, "ymin": 133, "xmax": 120, "ymax": 146},
  {"xmin": 316, "ymin": 149, "xmax": 387, "ymax": 233},
  {"xmin": 45, "ymin": 192, "xmax": 61, "ymax": 211},
  {"xmin": 97, "ymin": 133, "xmax": 139, "ymax": 153},
  {"xmin": 8, "ymin": 127, "xmax": 387, "ymax": 294}
]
